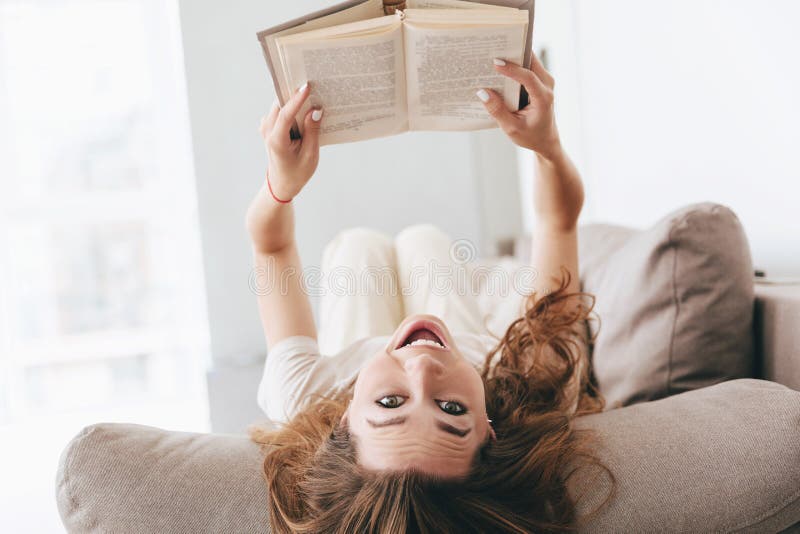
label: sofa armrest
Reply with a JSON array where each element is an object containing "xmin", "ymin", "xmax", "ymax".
[
  {"xmin": 754, "ymin": 283, "xmax": 800, "ymax": 391},
  {"xmin": 56, "ymin": 423, "xmax": 271, "ymax": 532},
  {"xmin": 56, "ymin": 380, "xmax": 800, "ymax": 533}
]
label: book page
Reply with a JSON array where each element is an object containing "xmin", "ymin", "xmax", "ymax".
[
  {"xmin": 277, "ymin": 16, "xmax": 408, "ymax": 145},
  {"xmin": 403, "ymin": 14, "xmax": 527, "ymax": 131},
  {"xmin": 407, "ymin": 0, "xmax": 516, "ymax": 11},
  {"xmin": 262, "ymin": 0, "xmax": 385, "ymax": 103}
]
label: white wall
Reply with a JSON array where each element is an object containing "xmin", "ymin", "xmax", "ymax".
[
  {"xmin": 530, "ymin": 0, "xmax": 800, "ymax": 276},
  {"xmin": 177, "ymin": 0, "xmax": 521, "ymax": 431}
]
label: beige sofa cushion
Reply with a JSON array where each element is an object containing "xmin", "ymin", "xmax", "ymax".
[
  {"xmin": 57, "ymin": 423, "xmax": 270, "ymax": 532},
  {"xmin": 57, "ymin": 379, "xmax": 800, "ymax": 533},
  {"xmin": 570, "ymin": 379, "xmax": 800, "ymax": 533},
  {"xmin": 578, "ymin": 203, "xmax": 755, "ymax": 408}
]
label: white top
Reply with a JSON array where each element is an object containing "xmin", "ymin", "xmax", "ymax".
[{"xmin": 257, "ymin": 333, "xmax": 499, "ymax": 423}]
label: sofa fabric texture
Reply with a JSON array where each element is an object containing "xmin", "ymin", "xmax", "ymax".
[
  {"xmin": 569, "ymin": 379, "xmax": 800, "ymax": 533},
  {"xmin": 577, "ymin": 203, "xmax": 755, "ymax": 408},
  {"xmin": 57, "ymin": 423, "xmax": 271, "ymax": 533},
  {"xmin": 57, "ymin": 379, "xmax": 800, "ymax": 533}
]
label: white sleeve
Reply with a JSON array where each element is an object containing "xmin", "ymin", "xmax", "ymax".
[
  {"xmin": 257, "ymin": 336, "xmax": 331, "ymax": 423},
  {"xmin": 257, "ymin": 335, "xmax": 389, "ymax": 423}
]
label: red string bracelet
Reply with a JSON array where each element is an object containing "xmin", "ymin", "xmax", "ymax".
[{"xmin": 266, "ymin": 169, "xmax": 292, "ymax": 204}]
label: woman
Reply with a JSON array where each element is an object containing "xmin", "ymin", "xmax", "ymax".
[{"xmin": 248, "ymin": 56, "xmax": 611, "ymax": 533}]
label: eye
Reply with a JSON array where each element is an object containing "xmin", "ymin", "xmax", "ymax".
[
  {"xmin": 376, "ymin": 395, "xmax": 406, "ymax": 408},
  {"xmin": 437, "ymin": 399, "xmax": 467, "ymax": 415}
]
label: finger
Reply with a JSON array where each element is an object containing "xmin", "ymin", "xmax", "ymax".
[
  {"xmin": 492, "ymin": 59, "xmax": 548, "ymax": 101},
  {"xmin": 272, "ymin": 83, "xmax": 311, "ymax": 147},
  {"xmin": 529, "ymin": 52, "xmax": 555, "ymax": 89},
  {"xmin": 476, "ymin": 88, "xmax": 520, "ymax": 134},
  {"xmin": 300, "ymin": 107, "xmax": 323, "ymax": 158},
  {"xmin": 260, "ymin": 100, "xmax": 280, "ymax": 139}
]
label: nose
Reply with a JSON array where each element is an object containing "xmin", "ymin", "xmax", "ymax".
[{"xmin": 404, "ymin": 354, "xmax": 445, "ymax": 393}]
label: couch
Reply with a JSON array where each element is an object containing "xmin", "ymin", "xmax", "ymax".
[{"xmin": 56, "ymin": 204, "xmax": 800, "ymax": 532}]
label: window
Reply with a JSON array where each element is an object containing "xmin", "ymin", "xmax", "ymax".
[{"xmin": 0, "ymin": 1, "xmax": 210, "ymax": 529}]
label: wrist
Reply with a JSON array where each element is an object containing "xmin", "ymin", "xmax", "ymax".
[
  {"xmin": 530, "ymin": 144, "xmax": 584, "ymax": 232},
  {"xmin": 266, "ymin": 167, "xmax": 294, "ymax": 204},
  {"xmin": 533, "ymin": 138, "xmax": 565, "ymax": 166},
  {"xmin": 535, "ymin": 144, "xmax": 581, "ymax": 183},
  {"xmin": 246, "ymin": 202, "xmax": 296, "ymax": 255}
]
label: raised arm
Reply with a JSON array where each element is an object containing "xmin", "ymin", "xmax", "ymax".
[
  {"xmin": 479, "ymin": 58, "xmax": 592, "ymax": 414},
  {"xmin": 478, "ymin": 54, "xmax": 583, "ymax": 298},
  {"xmin": 246, "ymin": 85, "xmax": 323, "ymax": 347}
]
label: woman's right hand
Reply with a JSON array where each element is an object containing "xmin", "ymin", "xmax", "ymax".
[
  {"xmin": 247, "ymin": 86, "xmax": 322, "ymax": 254},
  {"xmin": 260, "ymin": 83, "xmax": 323, "ymax": 202}
]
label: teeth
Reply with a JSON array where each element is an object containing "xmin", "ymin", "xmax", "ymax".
[{"xmin": 407, "ymin": 339, "xmax": 444, "ymax": 348}]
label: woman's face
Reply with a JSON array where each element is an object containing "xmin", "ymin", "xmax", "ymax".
[{"xmin": 346, "ymin": 314, "xmax": 492, "ymax": 478}]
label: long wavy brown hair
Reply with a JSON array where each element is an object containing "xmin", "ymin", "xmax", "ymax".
[{"xmin": 250, "ymin": 275, "xmax": 614, "ymax": 533}]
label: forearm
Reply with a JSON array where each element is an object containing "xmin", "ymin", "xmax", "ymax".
[
  {"xmin": 532, "ymin": 145, "xmax": 584, "ymax": 233},
  {"xmin": 247, "ymin": 182, "xmax": 318, "ymax": 344},
  {"xmin": 246, "ymin": 181, "xmax": 296, "ymax": 255},
  {"xmin": 254, "ymin": 242, "xmax": 317, "ymax": 345},
  {"xmin": 528, "ymin": 145, "xmax": 584, "ymax": 296}
]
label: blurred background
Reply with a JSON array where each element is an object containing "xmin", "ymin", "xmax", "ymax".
[{"xmin": 1, "ymin": 0, "xmax": 798, "ymax": 531}]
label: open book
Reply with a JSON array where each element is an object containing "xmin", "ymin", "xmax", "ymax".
[{"xmin": 257, "ymin": 0, "xmax": 534, "ymax": 145}]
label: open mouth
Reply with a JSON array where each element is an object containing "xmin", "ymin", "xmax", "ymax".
[{"xmin": 395, "ymin": 320, "xmax": 447, "ymax": 350}]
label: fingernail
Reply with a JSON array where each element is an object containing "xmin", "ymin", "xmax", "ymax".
[
  {"xmin": 476, "ymin": 89, "xmax": 490, "ymax": 103},
  {"xmin": 312, "ymin": 109, "xmax": 323, "ymax": 122},
  {"xmin": 493, "ymin": 58, "xmax": 506, "ymax": 66},
  {"xmin": 299, "ymin": 82, "xmax": 308, "ymax": 93}
]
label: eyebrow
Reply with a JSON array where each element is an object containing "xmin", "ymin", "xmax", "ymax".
[{"xmin": 366, "ymin": 417, "xmax": 472, "ymax": 438}]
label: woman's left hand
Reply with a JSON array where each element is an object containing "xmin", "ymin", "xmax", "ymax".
[{"xmin": 477, "ymin": 54, "xmax": 562, "ymax": 160}]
